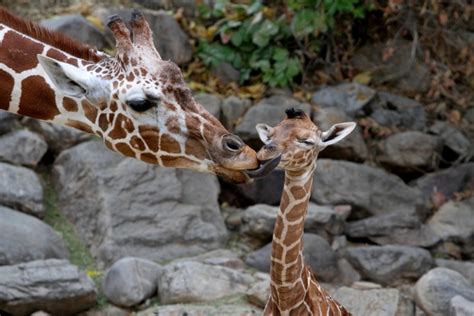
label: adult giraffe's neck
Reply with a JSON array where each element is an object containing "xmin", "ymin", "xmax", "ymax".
[
  {"xmin": 270, "ymin": 163, "xmax": 316, "ymax": 310},
  {"xmin": 0, "ymin": 24, "xmax": 96, "ymax": 132}
]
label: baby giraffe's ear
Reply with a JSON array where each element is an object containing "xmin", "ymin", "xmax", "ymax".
[
  {"xmin": 256, "ymin": 123, "xmax": 274, "ymax": 145},
  {"xmin": 320, "ymin": 122, "xmax": 356, "ymax": 147}
]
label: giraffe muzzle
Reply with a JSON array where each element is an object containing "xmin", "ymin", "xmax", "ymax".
[{"xmin": 245, "ymin": 155, "xmax": 281, "ymax": 178}]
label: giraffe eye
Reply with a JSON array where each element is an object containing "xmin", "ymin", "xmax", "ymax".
[
  {"xmin": 298, "ymin": 139, "xmax": 315, "ymax": 146},
  {"xmin": 126, "ymin": 99, "xmax": 157, "ymax": 112}
]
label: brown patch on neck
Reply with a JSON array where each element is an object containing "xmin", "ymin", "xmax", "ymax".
[
  {"xmin": 0, "ymin": 7, "xmax": 103, "ymax": 62},
  {"xmin": 19, "ymin": 75, "xmax": 60, "ymax": 120},
  {"xmin": 66, "ymin": 119, "xmax": 93, "ymax": 134},
  {"xmin": 1, "ymin": 30, "xmax": 44, "ymax": 72},
  {"xmin": 0, "ymin": 68, "xmax": 14, "ymax": 110}
]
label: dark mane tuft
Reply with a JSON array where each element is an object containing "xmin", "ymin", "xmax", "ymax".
[
  {"xmin": 0, "ymin": 7, "xmax": 104, "ymax": 62},
  {"xmin": 285, "ymin": 108, "xmax": 305, "ymax": 119}
]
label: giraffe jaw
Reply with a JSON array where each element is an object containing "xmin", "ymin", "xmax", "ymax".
[{"xmin": 245, "ymin": 155, "xmax": 282, "ymax": 179}]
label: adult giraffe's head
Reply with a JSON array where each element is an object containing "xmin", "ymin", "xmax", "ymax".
[
  {"xmin": 248, "ymin": 108, "xmax": 356, "ymax": 176},
  {"xmin": 35, "ymin": 10, "xmax": 259, "ymax": 183}
]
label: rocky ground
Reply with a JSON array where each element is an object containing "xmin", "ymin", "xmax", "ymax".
[{"xmin": 0, "ymin": 2, "xmax": 474, "ymax": 316}]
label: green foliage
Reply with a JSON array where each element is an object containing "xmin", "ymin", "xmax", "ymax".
[{"xmin": 196, "ymin": 0, "xmax": 372, "ymax": 87}]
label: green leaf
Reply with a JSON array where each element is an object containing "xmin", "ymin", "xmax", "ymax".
[
  {"xmin": 246, "ymin": 1, "xmax": 262, "ymax": 15},
  {"xmin": 230, "ymin": 29, "xmax": 244, "ymax": 46},
  {"xmin": 252, "ymin": 19, "xmax": 279, "ymax": 47},
  {"xmin": 273, "ymin": 48, "xmax": 289, "ymax": 62},
  {"xmin": 286, "ymin": 57, "xmax": 301, "ymax": 78}
]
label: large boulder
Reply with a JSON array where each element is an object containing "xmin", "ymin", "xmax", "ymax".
[
  {"xmin": 415, "ymin": 268, "xmax": 474, "ymax": 316},
  {"xmin": 313, "ymin": 107, "xmax": 369, "ymax": 162},
  {"xmin": 157, "ymin": 261, "xmax": 254, "ymax": 304},
  {"xmin": 41, "ymin": 14, "xmax": 109, "ymax": 50},
  {"xmin": 345, "ymin": 212, "xmax": 440, "ymax": 247},
  {"xmin": 221, "ymin": 96, "xmax": 251, "ymax": 130},
  {"xmin": 102, "ymin": 257, "xmax": 162, "ymax": 307},
  {"xmin": 53, "ymin": 141, "xmax": 228, "ymax": 267},
  {"xmin": 0, "ymin": 206, "xmax": 67, "ymax": 266},
  {"xmin": 0, "ymin": 129, "xmax": 48, "ymax": 167},
  {"xmin": 94, "ymin": 8, "xmax": 193, "ymax": 65},
  {"xmin": 194, "ymin": 93, "xmax": 221, "ymax": 120},
  {"xmin": 450, "ymin": 295, "xmax": 474, "ymax": 316},
  {"xmin": 377, "ymin": 131, "xmax": 443, "ymax": 172},
  {"xmin": 235, "ymin": 95, "xmax": 311, "ymax": 145},
  {"xmin": 411, "ymin": 163, "xmax": 474, "ymax": 206},
  {"xmin": 0, "ymin": 162, "xmax": 44, "ymax": 217},
  {"xmin": 0, "ymin": 259, "xmax": 97, "ymax": 316},
  {"xmin": 332, "ymin": 287, "xmax": 415, "ymax": 316},
  {"xmin": 344, "ymin": 245, "xmax": 433, "ymax": 285},
  {"xmin": 311, "ymin": 83, "xmax": 376, "ymax": 116},
  {"xmin": 311, "ymin": 159, "xmax": 423, "ymax": 217},
  {"xmin": 244, "ymin": 234, "xmax": 339, "ymax": 282},
  {"xmin": 137, "ymin": 303, "xmax": 262, "ymax": 316},
  {"xmin": 0, "ymin": 111, "xmax": 20, "ymax": 135},
  {"xmin": 428, "ymin": 197, "xmax": 474, "ymax": 258},
  {"xmin": 435, "ymin": 259, "xmax": 474, "ymax": 286},
  {"xmin": 170, "ymin": 249, "xmax": 245, "ymax": 270}
]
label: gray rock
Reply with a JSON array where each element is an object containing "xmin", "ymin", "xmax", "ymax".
[
  {"xmin": 436, "ymin": 259, "xmax": 474, "ymax": 286},
  {"xmin": 0, "ymin": 130, "xmax": 48, "ymax": 167},
  {"xmin": 0, "ymin": 259, "xmax": 96, "ymax": 316},
  {"xmin": 102, "ymin": 257, "xmax": 162, "ymax": 307},
  {"xmin": 241, "ymin": 203, "xmax": 348, "ymax": 242},
  {"xmin": 53, "ymin": 141, "xmax": 228, "ymax": 267},
  {"xmin": 221, "ymin": 96, "xmax": 251, "ymax": 129},
  {"xmin": 332, "ymin": 287, "xmax": 415, "ymax": 316},
  {"xmin": 313, "ymin": 107, "xmax": 369, "ymax": 161},
  {"xmin": 171, "ymin": 249, "xmax": 245, "ymax": 270},
  {"xmin": 0, "ymin": 206, "xmax": 67, "ymax": 266},
  {"xmin": 311, "ymin": 83, "xmax": 376, "ymax": 116},
  {"xmin": 0, "ymin": 111, "xmax": 20, "ymax": 135},
  {"xmin": 94, "ymin": 8, "xmax": 192, "ymax": 65},
  {"xmin": 211, "ymin": 62, "xmax": 240, "ymax": 84},
  {"xmin": 246, "ymin": 273, "xmax": 270, "ymax": 308},
  {"xmin": 465, "ymin": 108, "xmax": 474, "ymax": 124},
  {"xmin": 0, "ymin": 162, "xmax": 44, "ymax": 216},
  {"xmin": 157, "ymin": 261, "xmax": 254, "ymax": 304},
  {"xmin": 23, "ymin": 118, "xmax": 91, "ymax": 154},
  {"xmin": 133, "ymin": 0, "xmax": 198, "ymax": 17},
  {"xmin": 245, "ymin": 234, "xmax": 338, "ymax": 282},
  {"xmin": 137, "ymin": 303, "xmax": 262, "ymax": 316},
  {"xmin": 450, "ymin": 295, "xmax": 474, "ymax": 316},
  {"xmin": 41, "ymin": 14, "xmax": 108, "ymax": 50},
  {"xmin": 345, "ymin": 212, "xmax": 440, "ymax": 247},
  {"xmin": 428, "ymin": 197, "xmax": 474, "ymax": 258},
  {"xmin": 429, "ymin": 121, "xmax": 473, "ymax": 160},
  {"xmin": 353, "ymin": 41, "xmax": 431, "ymax": 93},
  {"xmin": 415, "ymin": 268, "xmax": 474, "ymax": 316},
  {"xmin": 194, "ymin": 93, "xmax": 221, "ymax": 120},
  {"xmin": 411, "ymin": 163, "xmax": 474, "ymax": 206},
  {"xmin": 311, "ymin": 159, "xmax": 423, "ymax": 217},
  {"xmin": 235, "ymin": 95, "xmax": 311, "ymax": 143},
  {"xmin": 344, "ymin": 245, "xmax": 433, "ymax": 285},
  {"xmin": 378, "ymin": 131, "xmax": 443, "ymax": 171},
  {"xmin": 369, "ymin": 92, "xmax": 427, "ymax": 130},
  {"xmin": 335, "ymin": 258, "xmax": 362, "ymax": 285}
]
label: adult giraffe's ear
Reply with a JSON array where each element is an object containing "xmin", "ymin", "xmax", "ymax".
[
  {"xmin": 256, "ymin": 123, "xmax": 274, "ymax": 145},
  {"xmin": 320, "ymin": 122, "xmax": 356, "ymax": 147},
  {"xmin": 37, "ymin": 55, "xmax": 110, "ymax": 104}
]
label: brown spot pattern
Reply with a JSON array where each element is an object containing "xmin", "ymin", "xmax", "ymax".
[
  {"xmin": 63, "ymin": 97, "xmax": 78, "ymax": 112},
  {"xmin": 1, "ymin": 31, "xmax": 44, "ymax": 72},
  {"xmin": 0, "ymin": 69, "xmax": 14, "ymax": 110},
  {"xmin": 160, "ymin": 134, "xmax": 181, "ymax": 154},
  {"xmin": 19, "ymin": 75, "xmax": 60, "ymax": 120}
]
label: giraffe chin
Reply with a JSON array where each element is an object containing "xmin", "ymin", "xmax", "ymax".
[{"xmin": 212, "ymin": 166, "xmax": 252, "ymax": 184}]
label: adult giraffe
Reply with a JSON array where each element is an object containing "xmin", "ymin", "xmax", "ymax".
[
  {"xmin": 250, "ymin": 109, "xmax": 355, "ymax": 316},
  {"xmin": 0, "ymin": 7, "xmax": 264, "ymax": 182}
]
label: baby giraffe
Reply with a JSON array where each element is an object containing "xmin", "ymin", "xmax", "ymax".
[{"xmin": 253, "ymin": 108, "xmax": 355, "ymax": 316}]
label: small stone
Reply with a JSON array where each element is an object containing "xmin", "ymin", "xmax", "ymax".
[
  {"xmin": 102, "ymin": 257, "xmax": 162, "ymax": 307},
  {"xmin": 344, "ymin": 245, "xmax": 433, "ymax": 285},
  {"xmin": 311, "ymin": 83, "xmax": 376, "ymax": 116},
  {"xmin": 0, "ymin": 162, "xmax": 44, "ymax": 216},
  {"xmin": 415, "ymin": 268, "xmax": 474, "ymax": 316},
  {"xmin": 194, "ymin": 93, "xmax": 221, "ymax": 120},
  {"xmin": 0, "ymin": 129, "xmax": 48, "ymax": 167},
  {"xmin": 221, "ymin": 96, "xmax": 251, "ymax": 129},
  {"xmin": 137, "ymin": 303, "xmax": 262, "ymax": 316},
  {"xmin": 211, "ymin": 62, "xmax": 240, "ymax": 84},
  {"xmin": 0, "ymin": 112, "xmax": 20, "ymax": 135},
  {"xmin": 0, "ymin": 259, "xmax": 96, "ymax": 316},
  {"xmin": 0, "ymin": 206, "xmax": 68, "ymax": 266},
  {"xmin": 429, "ymin": 121, "xmax": 473, "ymax": 160},
  {"xmin": 157, "ymin": 261, "xmax": 254, "ymax": 304}
]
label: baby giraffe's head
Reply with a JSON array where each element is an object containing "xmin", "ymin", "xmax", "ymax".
[{"xmin": 249, "ymin": 108, "xmax": 356, "ymax": 176}]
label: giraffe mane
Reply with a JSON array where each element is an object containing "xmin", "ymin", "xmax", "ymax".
[
  {"xmin": 0, "ymin": 6, "xmax": 104, "ymax": 62},
  {"xmin": 285, "ymin": 108, "xmax": 305, "ymax": 119}
]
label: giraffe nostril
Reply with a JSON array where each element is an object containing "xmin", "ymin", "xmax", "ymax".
[{"xmin": 222, "ymin": 135, "xmax": 244, "ymax": 152}]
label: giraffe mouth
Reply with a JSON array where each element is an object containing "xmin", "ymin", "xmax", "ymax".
[{"xmin": 245, "ymin": 155, "xmax": 281, "ymax": 179}]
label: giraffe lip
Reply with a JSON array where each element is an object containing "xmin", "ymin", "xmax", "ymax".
[{"xmin": 245, "ymin": 155, "xmax": 281, "ymax": 179}]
